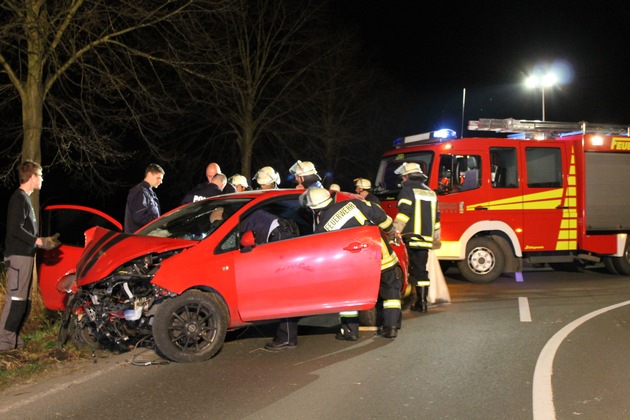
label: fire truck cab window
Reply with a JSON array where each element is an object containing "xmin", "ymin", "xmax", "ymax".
[
  {"xmin": 437, "ymin": 154, "xmax": 481, "ymax": 194},
  {"xmin": 526, "ymin": 147, "xmax": 562, "ymax": 188},
  {"xmin": 490, "ymin": 147, "xmax": 518, "ymax": 188},
  {"xmin": 459, "ymin": 156, "xmax": 480, "ymax": 191}
]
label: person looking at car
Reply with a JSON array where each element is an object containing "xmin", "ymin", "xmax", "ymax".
[
  {"xmin": 254, "ymin": 166, "xmax": 280, "ymax": 189},
  {"xmin": 0, "ymin": 160, "xmax": 61, "ymax": 352},
  {"xmin": 289, "ymin": 160, "xmax": 323, "ymax": 190},
  {"xmin": 393, "ymin": 162, "xmax": 440, "ymax": 313},
  {"xmin": 354, "ymin": 178, "xmax": 380, "ymax": 205},
  {"xmin": 301, "ymin": 187, "xmax": 401, "ymax": 340},
  {"xmin": 181, "ymin": 164, "xmax": 233, "ymax": 205},
  {"xmin": 124, "ymin": 163, "xmax": 165, "ymax": 233},
  {"xmin": 229, "ymin": 174, "xmax": 249, "ymax": 192}
]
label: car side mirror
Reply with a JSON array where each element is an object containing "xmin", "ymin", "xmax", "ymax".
[{"xmin": 240, "ymin": 230, "xmax": 256, "ymax": 250}]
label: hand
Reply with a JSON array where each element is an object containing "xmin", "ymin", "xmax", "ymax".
[{"xmin": 40, "ymin": 233, "xmax": 61, "ymax": 250}]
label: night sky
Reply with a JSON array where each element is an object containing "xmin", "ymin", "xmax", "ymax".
[
  {"xmin": 337, "ymin": 0, "xmax": 630, "ymax": 134},
  {"xmin": 2, "ymin": 1, "xmax": 630, "ymax": 232}
]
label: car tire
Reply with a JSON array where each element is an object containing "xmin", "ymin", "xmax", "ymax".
[
  {"xmin": 457, "ymin": 237, "xmax": 504, "ymax": 284},
  {"xmin": 57, "ymin": 295, "xmax": 100, "ymax": 350},
  {"xmin": 153, "ymin": 290, "xmax": 228, "ymax": 363}
]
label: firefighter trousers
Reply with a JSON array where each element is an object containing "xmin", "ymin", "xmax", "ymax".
[{"xmin": 380, "ymin": 266, "xmax": 401, "ymax": 328}]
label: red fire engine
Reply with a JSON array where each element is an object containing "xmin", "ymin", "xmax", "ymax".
[{"xmin": 374, "ymin": 118, "xmax": 630, "ymax": 283}]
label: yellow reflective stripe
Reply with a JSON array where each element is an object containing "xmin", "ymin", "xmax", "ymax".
[
  {"xmin": 380, "ymin": 239, "xmax": 399, "ymax": 270},
  {"xmin": 398, "ymin": 198, "xmax": 412, "ymax": 207},
  {"xmin": 353, "ymin": 212, "xmax": 368, "ymax": 225},
  {"xmin": 378, "ymin": 215, "xmax": 393, "ymax": 230},
  {"xmin": 416, "ymin": 280, "xmax": 430, "ymax": 287},
  {"xmin": 395, "ymin": 213, "xmax": 409, "ymax": 223},
  {"xmin": 383, "ymin": 299, "xmax": 401, "ymax": 309},
  {"xmin": 339, "ymin": 311, "xmax": 359, "ymax": 317}
]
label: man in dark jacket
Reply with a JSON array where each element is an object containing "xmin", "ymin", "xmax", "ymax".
[
  {"xmin": 393, "ymin": 162, "xmax": 440, "ymax": 313},
  {"xmin": 124, "ymin": 164, "xmax": 165, "ymax": 233},
  {"xmin": 0, "ymin": 161, "xmax": 61, "ymax": 351}
]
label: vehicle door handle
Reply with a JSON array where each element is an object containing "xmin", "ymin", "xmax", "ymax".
[
  {"xmin": 473, "ymin": 206, "xmax": 488, "ymax": 211},
  {"xmin": 344, "ymin": 242, "xmax": 368, "ymax": 252},
  {"xmin": 556, "ymin": 205, "xmax": 569, "ymax": 209}
]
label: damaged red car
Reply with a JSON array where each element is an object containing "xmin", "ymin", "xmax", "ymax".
[{"xmin": 38, "ymin": 190, "xmax": 408, "ymax": 362}]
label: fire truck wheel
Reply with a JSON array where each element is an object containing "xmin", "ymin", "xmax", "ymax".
[
  {"xmin": 612, "ymin": 241, "xmax": 630, "ymax": 275},
  {"xmin": 458, "ymin": 237, "xmax": 504, "ymax": 283},
  {"xmin": 603, "ymin": 257, "xmax": 619, "ymax": 275}
]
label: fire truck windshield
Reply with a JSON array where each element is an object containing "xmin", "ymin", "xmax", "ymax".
[{"xmin": 373, "ymin": 152, "xmax": 434, "ymax": 194}]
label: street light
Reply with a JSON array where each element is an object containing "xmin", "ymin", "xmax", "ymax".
[{"xmin": 525, "ymin": 73, "xmax": 557, "ymax": 121}]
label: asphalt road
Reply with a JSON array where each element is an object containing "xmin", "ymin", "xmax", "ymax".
[{"xmin": 1, "ymin": 264, "xmax": 630, "ymax": 419}]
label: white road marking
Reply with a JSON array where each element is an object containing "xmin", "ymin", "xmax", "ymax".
[
  {"xmin": 518, "ymin": 297, "xmax": 532, "ymax": 322},
  {"xmin": 532, "ymin": 300, "xmax": 630, "ymax": 420}
]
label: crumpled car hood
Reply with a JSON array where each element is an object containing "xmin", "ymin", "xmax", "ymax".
[{"xmin": 76, "ymin": 226, "xmax": 196, "ymax": 286}]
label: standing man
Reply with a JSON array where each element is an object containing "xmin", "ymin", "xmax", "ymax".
[
  {"xmin": 303, "ymin": 187, "xmax": 401, "ymax": 339},
  {"xmin": 0, "ymin": 161, "xmax": 61, "ymax": 351},
  {"xmin": 393, "ymin": 162, "xmax": 440, "ymax": 313},
  {"xmin": 124, "ymin": 163, "xmax": 165, "ymax": 233},
  {"xmin": 354, "ymin": 178, "xmax": 380, "ymax": 205}
]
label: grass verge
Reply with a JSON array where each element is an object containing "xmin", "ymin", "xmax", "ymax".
[{"xmin": 0, "ymin": 267, "xmax": 93, "ymax": 393}]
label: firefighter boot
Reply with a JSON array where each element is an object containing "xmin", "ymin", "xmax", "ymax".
[{"xmin": 411, "ymin": 286, "xmax": 429, "ymax": 313}]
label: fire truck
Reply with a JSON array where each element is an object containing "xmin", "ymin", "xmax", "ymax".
[{"xmin": 373, "ymin": 118, "xmax": 630, "ymax": 283}]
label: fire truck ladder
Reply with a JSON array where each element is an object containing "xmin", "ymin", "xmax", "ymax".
[{"xmin": 468, "ymin": 118, "xmax": 630, "ymax": 138}]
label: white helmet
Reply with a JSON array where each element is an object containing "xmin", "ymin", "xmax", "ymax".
[
  {"xmin": 300, "ymin": 187, "xmax": 332, "ymax": 210},
  {"xmin": 255, "ymin": 166, "xmax": 280, "ymax": 186},
  {"xmin": 289, "ymin": 160, "xmax": 317, "ymax": 177},
  {"xmin": 354, "ymin": 178, "xmax": 371, "ymax": 189},
  {"xmin": 394, "ymin": 162, "xmax": 423, "ymax": 176},
  {"xmin": 230, "ymin": 174, "xmax": 248, "ymax": 188},
  {"xmin": 329, "ymin": 183, "xmax": 341, "ymax": 192}
]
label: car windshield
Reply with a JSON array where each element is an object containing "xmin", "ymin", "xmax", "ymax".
[{"xmin": 138, "ymin": 198, "xmax": 251, "ymax": 240}]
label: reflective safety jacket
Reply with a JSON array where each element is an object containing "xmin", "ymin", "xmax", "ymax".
[
  {"xmin": 315, "ymin": 199, "xmax": 399, "ymax": 271},
  {"xmin": 395, "ymin": 179, "xmax": 440, "ymax": 249}
]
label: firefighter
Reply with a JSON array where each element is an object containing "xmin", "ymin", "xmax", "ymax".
[
  {"xmin": 289, "ymin": 160, "xmax": 323, "ymax": 189},
  {"xmin": 393, "ymin": 162, "xmax": 440, "ymax": 313},
  {"xmin": 354, "ymin": 178, "xmax": 380, "ymax": 205},
  {"xmin": 254, "ymin": 166, "xmax": 281, "ymax": 189},
  {"xmin": 301, "ymin": 187, "xmax": 401, "ymax": 339}
]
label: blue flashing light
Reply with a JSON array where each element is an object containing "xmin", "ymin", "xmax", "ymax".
[
  {"xmin": 434, "ymin": 129, "xmax": 457, "ymax": 139},
  {"xmin": 392, "ymin": 128, "xmax": 457, "ymax": 148}
]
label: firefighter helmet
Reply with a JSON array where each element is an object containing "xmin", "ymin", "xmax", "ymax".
[
  {"xmin": 254, "ymin": 166, "xmax": 280, "ymax": 186},
  {"xmin": 289, "ymin": 160, "xmax": 318, "ymax": 177},
  {"xmin": 394, "ymin": 162, "xmax": 423, "ymax": 175},
  {"xmin": 230, "ymin": 174, "xmax": 248, "ymax": 188},
  {"xmin": 300, "ymin": 187, "xmax": 332, "ymax": 209},
  {"xmin": 329, "ymin": 183, "xmax": 341, "ymax": 192},
  {"xmin": 354, "ymin": 178, "xmax": 371, "ymax": 189}
]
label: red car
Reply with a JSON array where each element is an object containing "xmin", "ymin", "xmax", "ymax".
[{"xmin": 38, "ymin": 190, "xmax": 409, "ymax": 362}]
